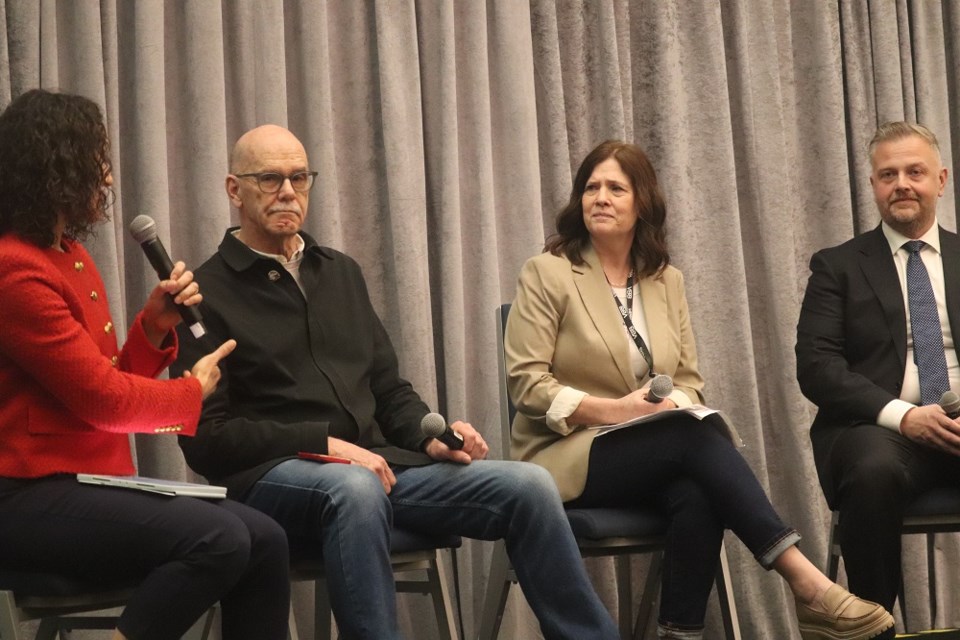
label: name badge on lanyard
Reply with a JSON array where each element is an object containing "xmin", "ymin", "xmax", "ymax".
[{"xmin": 610, "ymin": 270, "xmax": 654, "ymax": 376}]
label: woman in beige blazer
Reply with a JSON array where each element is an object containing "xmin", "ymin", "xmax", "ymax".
[{"xmin": 505, "ymin": 140, "xmax": 892, "ymax": 640}]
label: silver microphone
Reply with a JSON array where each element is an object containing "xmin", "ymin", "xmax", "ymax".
[
  {"xmin": 940, "ymin": 390, "xmax": 960, "ymax": 419},
  {"xmin": 647, "ymin": 374, "xmax": 674, "ymax": 403},
  {"xmin": 420, "ymin": 413, "xmax": 464, "ymax": 450}
]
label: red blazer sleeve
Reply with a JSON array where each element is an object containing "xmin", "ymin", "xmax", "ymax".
[{"xmin": 0, "ymin": 239, "xmax": 202, "ymax": 435}]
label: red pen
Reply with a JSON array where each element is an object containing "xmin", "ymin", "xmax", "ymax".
[{"xmin": 298, "ymin": 451, "xmax": 353, "ymax": 464}]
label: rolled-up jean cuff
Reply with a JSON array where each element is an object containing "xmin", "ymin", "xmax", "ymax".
[{"xmin": 757, "ymin": 529, "xmax": 801, "ymax": 569}]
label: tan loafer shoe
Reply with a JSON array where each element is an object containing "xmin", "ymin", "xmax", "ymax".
[{"xmin": 796, "ymin": 584, "xmax": 895, "ymax": 640}]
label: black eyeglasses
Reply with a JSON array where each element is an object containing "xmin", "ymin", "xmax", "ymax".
[{"xmin": 234, "ymin": 171, "xmax": 318, "ymax": 194}]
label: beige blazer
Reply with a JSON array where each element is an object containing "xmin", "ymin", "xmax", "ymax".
[{"xmin": 505, "ymin": 246, "xmax": 705, "ymax": 501}]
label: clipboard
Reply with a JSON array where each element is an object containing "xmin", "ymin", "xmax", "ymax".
[
  {"xmin": 589, "ymin": 404, "xmax": 744, "ymax": 448},
  {"xmin": 77, "ymin": 474, "xmax": 227, "ymax": 499}
]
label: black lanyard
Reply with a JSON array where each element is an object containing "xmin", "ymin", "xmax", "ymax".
[{"xmin": 610, "ymin": 270, "xmax": 654, "ymax": 375}]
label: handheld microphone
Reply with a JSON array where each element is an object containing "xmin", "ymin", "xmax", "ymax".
[
  {"xmin": 421, "ymin": 412, "xmax": 464, "ymax": 450},
  {"xmin": 128, "ymin": 215, "xmax": 206, "ymax": 338},
  {"xmin": 647, "ymin": 374, "xmax": 674, "ymax": 403},
  {"xmin": 940, "ymin": 390, "xmax": 960, "ymax": 419}
]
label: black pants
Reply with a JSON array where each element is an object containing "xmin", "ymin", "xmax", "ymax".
[
  {"xmin": 820, "ymin": 424, "xmax": 960, "ymax": 611},
  {"xmin": 0, "ymin": 475, "xmax": 290, "ymax": 640},
  {"xmin": 567, "ymin": 415, "xmax": 796, "ymax": 630}
]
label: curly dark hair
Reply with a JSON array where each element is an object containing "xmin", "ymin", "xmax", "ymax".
[
  {"xmin": 0, "ymin": 89, "xmax": 113, "ymax": 247},
  {"xmin": 544, "ymin": 140, "xmax": 669, "ymax": 278}
]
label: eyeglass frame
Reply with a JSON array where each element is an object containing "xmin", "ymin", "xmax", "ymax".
[{"xmin": 233, "ymin": 170, "xmax": 319, "ymax": 194}]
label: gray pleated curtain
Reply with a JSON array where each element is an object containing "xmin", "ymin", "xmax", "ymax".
[{"xmin": 2, "ymin": 1, "xmax": 958, "ymax": 638}]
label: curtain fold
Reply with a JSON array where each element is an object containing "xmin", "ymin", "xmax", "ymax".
[{"xmin": 3, "ymin": 1, "xmax": 959, "ymax": 637}]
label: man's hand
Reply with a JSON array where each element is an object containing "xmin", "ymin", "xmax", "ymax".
[
  {"xmin": 424, "ymin": 421, "xmax": 489, "ymax": 464},
  {"xmin": 327, "ymin": 438, "xmax": 397, "ymax": 494},
  {"xmin": 900, "ymin": 405, "xmax": 960, "ymax": 455}
]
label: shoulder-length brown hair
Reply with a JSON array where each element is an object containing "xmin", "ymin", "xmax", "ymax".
[
  {"xmin": 544, "ymin": 140, "xmax": 669, "ymax": 278},
  {"xmin": 0, "ymin": 89, "xmax": 113, "ymax": 247}
]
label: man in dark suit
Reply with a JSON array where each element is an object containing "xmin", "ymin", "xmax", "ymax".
[{"xmin": 797, "ymin": 121, "xmax": 960, "ymax": 614}]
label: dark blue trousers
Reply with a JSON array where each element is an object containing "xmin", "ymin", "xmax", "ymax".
[
  {"xmin": 568, "ymin": 415, "xmax": 796, "ymax": 630},
  {"xmin": 0, "ymin": 475, "xmax": 290, "ymax": 640}
]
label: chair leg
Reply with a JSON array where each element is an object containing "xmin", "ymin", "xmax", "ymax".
[
  {"xmin": 825, "ymin": 511, "xmax": 841, "ymax": 581},
  {"xmin": 613, "ymin": 555, "xmax": 633, "ymax": 638},
  {"xmin": 632, "ymin": 551, "xmax": 662, "ymax": 640},
  {"xmin": 425, "ymin": 550, "xmax": 459, "ymax": 640},
  {"xmin": 628, "ymin": 546, "xmax": 743, "ymax": 640},
  {"xmin": 926, "ymin": 532, "xmax": 937, "ymax": 628},
  {"xmin": 476, "ymin": 540, "xmax": 513, "ymax": 640},
  {"xmin": 0, "ymin": 591, "xmax": 23, "ymax": 640},
  {"xmin": 714, "ymin": 542, "xmax": 742, "ymax": 640},
  {"xmin": 182, "ymin": 606, "xmax": 216, "ymax": 640},
  {"xmin": 288, "ymin": 601, "xmax": 301, "ymax": 640},
  {"xmin": 34, "ymin": 617, "xmax": 59, "ymax": 640},
  {"xmin": 314, "ymin": 580, "xmax": 334, "ymax": 640},
  {"xmin": 898, "ymin": 576, "xmax": 909, "ymax": 633}
]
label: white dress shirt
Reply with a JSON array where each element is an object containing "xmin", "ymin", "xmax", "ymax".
[{"xmin": 876, "ymin": 220, "xmax": 960, "ymax": 431}]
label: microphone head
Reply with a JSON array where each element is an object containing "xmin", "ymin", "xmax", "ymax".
[
  {"xmin": 940, "ymin": 390, "xmax": 960, "ymax": 414},
  {"xmin": 649, "ymin": 374, "xmax": 674, "ymax": 401},
  {"xmin": 128, "ymin": 215, "xmax": 159, "ymax": 243},
  {"xmin": 420, "ymin": 412, "xmax": 447, "ymax": 438}
]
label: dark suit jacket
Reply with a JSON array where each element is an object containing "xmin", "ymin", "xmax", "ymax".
[
  {"xmin": 173, "ymin": 229, "xmax": 431, "ymax": 498},
  {"xmin": 795, "ymin": 224, "xmax": 960, "ymax": 503}
]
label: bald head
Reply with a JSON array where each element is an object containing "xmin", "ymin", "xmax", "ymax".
[
  {"xmin": 227, "ymin": 124, "xmax": 312, "ymax": 258},
  {"xmin": 230, "ymin": 124, "xmax": 306, "ymax": 174}
]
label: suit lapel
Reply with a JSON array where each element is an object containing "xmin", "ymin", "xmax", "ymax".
[
  {"xmin": 638, "ymin": 273, "xmax": 668, "ymax": 374},
  {"xmin": 939, "ymin": 227, "xmax": 960, "ymax": 360},
  {"xmin": 574, "ymin": 246, "xmax": 636, "ymax": 390},
  {"xmin": 859, "ymin": 226, "xmax": 907, "ymax": 372}
]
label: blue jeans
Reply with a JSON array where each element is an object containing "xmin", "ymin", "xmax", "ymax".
[{"xmin": 244, "ymin": 458, "xmax": 619, "ymax": 640}]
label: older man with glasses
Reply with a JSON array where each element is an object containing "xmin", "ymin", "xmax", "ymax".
[{"xmin": 172, "ymin": 124, "xmax": 620, "ymax": 640}]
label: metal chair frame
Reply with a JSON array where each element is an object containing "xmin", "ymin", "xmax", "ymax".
[
  {"xmin": 825, "ymin": 487, "xmax": 960, "ymax": 632},
  {"xmin": 0, "ymin": 582, "xmax": 212, "ymax": 640},
  {"xmin": 287, "ymin": 536, "xmax": 461, "ymax": 640}
]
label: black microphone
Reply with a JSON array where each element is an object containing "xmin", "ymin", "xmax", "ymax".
[
  {"xmin": 940, "ymin": 390, "xmax": 960, "ymax": 419},
  {"xmin": 128, "ymin": 215, "xmax": 206, "ymax": 338},
  {"xmin": 647, "ymin": 374, "xmax": 674, "ymax": 403},
  {"xmin": 421, "ymin": 412, "xmax": 464, "ymax": 450}
]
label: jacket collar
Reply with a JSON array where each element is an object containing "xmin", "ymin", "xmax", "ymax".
[
  {"xmin": 217, "ymin": 227, "xmax": 333, "ymax": 272},
  {"xmin": 573, "ymin": 244, "xmax": 664, "ymax": 390},
  {"xmin": 858, "ymin": 225, "xmax": 907, "ymax": 370},
  {"xmin": 858, "ymin": 223, "xmax": 960, "ymax": 369},
  {"xmin": 936, "ymin": 227, "xmax": 960, "ymax": 360}
]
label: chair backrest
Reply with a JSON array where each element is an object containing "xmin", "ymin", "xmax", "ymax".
[{"xmin": 495, "ymin": 303, "xmax": 515, "ymax": 456}]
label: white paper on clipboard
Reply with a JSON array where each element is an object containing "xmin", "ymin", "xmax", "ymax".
[{"xmin": 589, "ymin": 404, "xmax": 744, "ymax": 448}]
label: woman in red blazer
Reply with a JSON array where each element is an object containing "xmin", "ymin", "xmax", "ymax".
[{"xmin": 0, "ymin": 90, "xmax": 289, "ymax": 640}]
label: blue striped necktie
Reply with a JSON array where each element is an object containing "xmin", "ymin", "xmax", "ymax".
[{"xmin": 904, "ymin": 240, "xmax": 950, "ymax": 405}]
